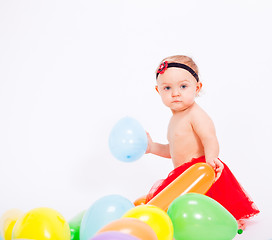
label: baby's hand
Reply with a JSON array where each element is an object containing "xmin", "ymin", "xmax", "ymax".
[
  {"xmin": 145, "ymin": 131, "xmax": 153, "ymax": 154},
  {"xmin": 206, "ymin": 158, "xmax": 224, "ymax": 182}
]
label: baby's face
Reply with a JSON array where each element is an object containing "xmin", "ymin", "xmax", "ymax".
[{"xmin": 156, "ymin": 68, "xmax": 202, "ymax": 113}]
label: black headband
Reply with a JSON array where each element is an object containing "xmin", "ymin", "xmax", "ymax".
[{"xmin": 156, "ymin": 61, "xmax": 199, "ymax": 82}]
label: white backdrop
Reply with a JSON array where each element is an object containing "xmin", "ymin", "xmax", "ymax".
[{"xmin": 0, "ymin": 0, "xmax": 272, "ymax": 239}]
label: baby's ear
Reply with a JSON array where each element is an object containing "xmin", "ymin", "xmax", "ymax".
[
  {"xmin": 196, "ymin": 82, "xmax": 202, "ymax": 94},
  {"xmin": 155, "ymin": 85, "xmax": 159, "ymax": 93}
]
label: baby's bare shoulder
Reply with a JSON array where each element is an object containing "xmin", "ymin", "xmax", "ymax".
[
  {"xmin": 190, "ymin": 103, "xmax": 211, "ymax": 120},
  {"xmin": 190, "ymin": 104, "xmax": 215, "ymax": 132}
]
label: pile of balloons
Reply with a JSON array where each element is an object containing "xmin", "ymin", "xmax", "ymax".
[
  {"xmin": 0, "ymin": 117, "xmax": 239, "ymax": 240},
  {"xmin": 0, "ymin": 162, "xmax": 239, "ymax": 240}
]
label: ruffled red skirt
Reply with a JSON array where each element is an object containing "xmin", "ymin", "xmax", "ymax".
[{"xmin": 145, "ymin": 156, "xmax": 260, "ymax": 220}]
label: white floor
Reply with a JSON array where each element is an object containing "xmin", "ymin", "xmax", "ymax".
[{"xmin": 233, "ymin": 210, "xmax": 272, "ymax": 240}]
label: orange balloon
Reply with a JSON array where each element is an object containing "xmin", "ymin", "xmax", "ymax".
[
  {"xmin": 134, "ymin": 195, "xmax": 147, "ymax": 206},
  {"xmin": 147, "ymin": 163, "xmax": 215, "ymax": 211},
  {"xmin": 97, "ymin": 218, "xmax": 158, "ymax": 240}
]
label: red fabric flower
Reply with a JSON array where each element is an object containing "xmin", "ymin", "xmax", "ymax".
[{"xmin": 157, "ymin": 61, "xmax": 168, "ymax": 75}]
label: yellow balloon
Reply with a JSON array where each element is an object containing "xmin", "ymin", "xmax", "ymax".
[
  {"xmin": 12, "ymin": 207, "xmax": 70, "ymax": 240},
  {"xmin": 0, "ymin": 208, "xmax": 24, "ymax": 240},
  {"xmin": 122, "ymin": 205, "xmax": 173, "ymax": 240}
]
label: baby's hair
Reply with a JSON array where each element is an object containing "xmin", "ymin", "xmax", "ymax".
[{"xmin": 155, "ymin": 55, "xmax": 199, "ymax": 77}]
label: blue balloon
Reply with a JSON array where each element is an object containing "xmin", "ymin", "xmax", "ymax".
[
  {"xmin": 80, "ymin": 194, "xmax": 134, "ymax": 240},
  {"xmin": 109, "ymin": 117, "xmax": 148, "ymax": 162},
  {"xmin": 90, "ymin": 231, "xmax": 139, "ymax": 240}
]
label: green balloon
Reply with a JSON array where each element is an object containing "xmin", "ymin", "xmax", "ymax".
[
  {"xmin": 167, "ymin": 193, "xmax": 238, "ymax": 240},
  {"xmin": 69, "ymin": 210, "xmax": 86, "ymax": 240}
]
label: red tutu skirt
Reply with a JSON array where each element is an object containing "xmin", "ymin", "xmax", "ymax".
[{"xmin": 145, "ymin": 156, "xmax": 260, "ymax": 220}]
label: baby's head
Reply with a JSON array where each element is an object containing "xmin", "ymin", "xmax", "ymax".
[{"xmin": 155, "ymin": 55, "xmax": 202, "ymax": 113}]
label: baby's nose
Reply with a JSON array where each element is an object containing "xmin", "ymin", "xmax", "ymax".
[{"xmin": 172, "ymin": 88, "xmax": 181, "ymax": 97}]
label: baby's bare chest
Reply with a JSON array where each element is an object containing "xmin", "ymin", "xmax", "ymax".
[{"xmin": 167, "ymin": 118, "xmax": 194, "ymax": 141}]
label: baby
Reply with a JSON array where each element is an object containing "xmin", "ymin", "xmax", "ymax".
[{"xmin": 145, "ymin": 55, "xmax": 259, "ymax": 230}]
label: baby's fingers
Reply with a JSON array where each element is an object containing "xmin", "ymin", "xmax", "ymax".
[
  {"xmin": 145, "ymin": 131, "xmax": 152, "ymax": 154},
  {"xmin": 215, "ymin": 159, "xmax": 224, "ymax": 170},
  {"xmin": 214, "ymin": 160, "xmax": 224, "ymax": 181}
]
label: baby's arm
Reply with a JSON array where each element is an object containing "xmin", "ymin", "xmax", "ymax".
[
  {"xmin": 145, "ymin": 132, "xmax": 171, "ymax": 158},
  {"xmin": 191, "ymin": 110, "xmax": 224, "ymax": 181}
]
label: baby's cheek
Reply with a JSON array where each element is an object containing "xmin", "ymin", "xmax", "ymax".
[
  {"xmin": 160, "ymin": 95, "xmax": 170, "ymax": 103},
  {"xmin": 188, "ymin": 95, "xmax": 196, "ymax": 102}
]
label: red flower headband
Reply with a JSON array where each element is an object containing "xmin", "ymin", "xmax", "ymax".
[{"xmin": 156, "ymin": 61, "xmax": 199, "ymax": 82}]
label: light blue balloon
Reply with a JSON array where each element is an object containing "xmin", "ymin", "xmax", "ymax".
[
  {"xmin": 109, "ymin": 117, "xmax": 148, "ymax": 162},
  {"xmin": 80, "ymin": 194, "xmax": 134, "ymax": 240}
]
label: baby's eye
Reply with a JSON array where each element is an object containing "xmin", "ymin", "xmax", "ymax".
[
  {"xmin": 164, "ymin": 86, "xmax": 171, "ymax": 90},
  {"xmin": 181, "ymin": 85, "xmax": 187, "ymax": 89}
]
